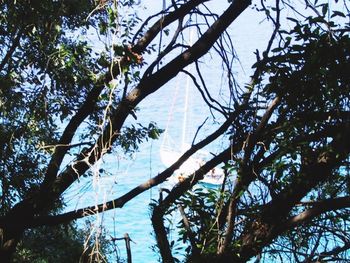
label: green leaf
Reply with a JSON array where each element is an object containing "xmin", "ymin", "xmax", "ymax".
[
  {"xmin": 331, "ymin": 11, "xmax": 346, "ymax": 18},
  {"xmin": 322, "ymin": 3, "xmax": 328, "ymax": 16}
]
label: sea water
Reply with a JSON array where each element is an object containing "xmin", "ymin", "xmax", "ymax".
[{"xmin": 64, "ymin": 4, "xmax": 272, "ymax": 262}]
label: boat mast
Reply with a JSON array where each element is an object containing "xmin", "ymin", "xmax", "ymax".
[{"xmin": 181, "ymin": 29, "xmax": 194, "ymax": 153}]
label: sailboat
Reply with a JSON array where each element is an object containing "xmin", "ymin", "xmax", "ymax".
[
  {"xmin": 159, "ymin": 86, "xmax": 224, "ymax": 185},
  {"xmin": 160, "ymin": 31, "xmax": 224, "ymax": 186}
]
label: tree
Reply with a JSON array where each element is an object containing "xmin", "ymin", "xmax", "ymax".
[
  {"xmin": 151, "ymin": 2, "xmax": 350, "ymax": 262},
  {"xmin": 0, "ymin": 0, "xmax": 349, "ymax": 262},
  {"xmin": 13, "ymin": 222, "xmax": 110, "ymax": 263}
]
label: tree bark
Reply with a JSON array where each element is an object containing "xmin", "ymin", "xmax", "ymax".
[
  {"xmin": 151, "ymin": 205, "xmax": 175, "ymax": 263},
  {"xmin": 0, "ymin": 230, "xmax": 20, "ymax": 262}
]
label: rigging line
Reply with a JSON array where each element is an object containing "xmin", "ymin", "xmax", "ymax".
[
  {"xmin": 149, "ymin": 140, "xmax": 153, "ymax": 202},
  {"xmin": 157, "ymin": 0, "xmax": 167, "ymax": 70}
]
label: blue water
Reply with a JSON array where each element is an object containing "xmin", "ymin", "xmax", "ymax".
[{"xmin": 64, "ymin": 3, "xmax": 272, "ymax": 262}]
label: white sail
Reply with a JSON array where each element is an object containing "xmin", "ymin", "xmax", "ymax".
[{"xmin": 160, "ymin": 29, "xmax": 224, "ymax": 186}]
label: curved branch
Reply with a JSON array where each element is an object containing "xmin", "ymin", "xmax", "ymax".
[
  {"xmin": 182, "ymin": 68, "xmax": 227, "ymax": 116},
  {"xmin": 132, "ymin": 0, "xmax": 210, "ymax": 54},
  {"xmin": 143, "ymin": 17, "xmax": 184, "ymax": 77},
  {"xmin": 42, "ymin": 85, "xmax": 105, "ymax": 188},
  {"xmin": 311, "ymin": 242, "xmax": 350, "ymax": 262},
  {"xmin": 0, "ymin": 27, "xmax": 26, "ymax": 71},
  {"xmin": 284, "ymin": 196, "xmax": 350, "ymax": 229}
]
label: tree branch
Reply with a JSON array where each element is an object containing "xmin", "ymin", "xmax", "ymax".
[
  {"xmin": 218, "ymin": 96, "xmax": 281, "ymax": 256},
  {"xmin": 42, "ymin": 0, "xmax": 210, "ymax": 192},
  {"xmin": 284, "ymin": 196, "xmax": 350, "ymax": 229},
  {"xmin": 0, "ymin": 27, "xmax": 25, "ymax": 71},
  {"xmin": 53, "ymin": 0, "xmax": 251, "ymax": 198},
  {"xmin": 178, "ymin": 204, "xmax": 201, "ymax": 257},
  {"xmin": 152, "ymin": 147, "xmax": 233, "ymax": 262},
  {"xmin": 24, "ymin": 104, "xmax": 247, "ymax": 228},
  {"xmin": 132, "ymin": 0, "xmax": 210, "ymax": 54},
  {"xmin": 229, "ymin": 126, "xmax": 350, "ymax": 262}
]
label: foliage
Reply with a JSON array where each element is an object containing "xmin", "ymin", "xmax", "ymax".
[
  {"xmin": 0, "ymin": 0, "xmax": 158, "ymax": 261},
  {"xmin": 178, "ymin": 187, "xmax": 230, "ymax": 260},
  {"xmin": 0, "ymin": 0, "xmax": 350, "ymax": 262},
  {"xmin": 0, "ymin": 0, "xmax": 97, "ymax": 210},
  {"xmin": 13, "ymin": 222, "xmax": 110, "ymax": 263},
  {"xmin": 159, "ymin": 2, "xmax": 350, "ymax": 262}
]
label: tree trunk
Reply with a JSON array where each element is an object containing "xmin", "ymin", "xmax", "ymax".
[
  {"xmin": 0, "ymin": 226, "xmax": 23, "ymax": 262},
  {"xmin": 0, "ymin": 200, "xmax": 34, "ymax": 262},
  {"xmin": 151, "ymin": 206, "xmax": 175, "ymax": 263}
]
